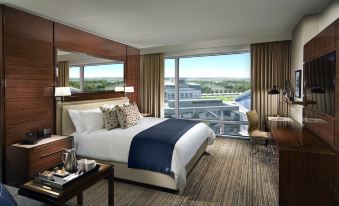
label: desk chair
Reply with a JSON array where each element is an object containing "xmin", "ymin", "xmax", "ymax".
[{"xmin": 246, "ymin": 110, "xmax": 271, "ymax": 156}]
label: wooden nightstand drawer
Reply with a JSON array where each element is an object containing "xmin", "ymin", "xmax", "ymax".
[
  {"xmin": 29, "ymin": 138, "xmax": 72, "ymax": 175},
  {"xmin": 6, "ymin": 135, "xmax": 73, "ymax": 186}
]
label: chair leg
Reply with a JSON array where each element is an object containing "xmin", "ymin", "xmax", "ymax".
[{"xmin": 250, "ymin": 138, "xmax": 259, "ymax": 156}]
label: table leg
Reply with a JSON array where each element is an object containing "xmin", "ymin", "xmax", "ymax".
[
  {"xmin": 77, "ymin": 192, "xmax": 83, "ymax": 206},
  {"xmin": 108, "ymin": 169, "xmax": 114, "ymax": 206}
]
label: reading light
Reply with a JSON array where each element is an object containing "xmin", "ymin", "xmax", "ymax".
[
  {"xmin": 268, "ymin": 85, "xmax": 280, "ymax": 95},
  {"xmin": 114, "ymin": 87, "xmax": 125, "ymax": 92},
  {"xmin": 311, "ymin": 86, "xmax": 325, "ymax": 94},
  {"xmin": 124, "ymin": 86, "xmax": 134, "ymax": 93},
  {"xmin": 54, "ymin": 87, "xmax": 71, "ymax": 102}
]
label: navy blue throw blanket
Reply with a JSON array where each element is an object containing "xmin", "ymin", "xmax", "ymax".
[{"xmin": 128, "ymin": 119, "xmax": 199, "ymax": 174}]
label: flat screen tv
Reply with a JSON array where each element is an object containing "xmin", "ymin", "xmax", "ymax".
[{"xmin": 303, "ymin": 51, "xmax": 336, "ymax": 116}]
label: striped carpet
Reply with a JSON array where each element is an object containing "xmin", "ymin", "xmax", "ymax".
[{"xmin": 69, "ymin": 138, "xmax": 279, "ymax": 206}]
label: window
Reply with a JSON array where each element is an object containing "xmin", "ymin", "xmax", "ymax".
[
  {"xmin": 164, "ymin": 53, "xmax": 251, "ymax": 137},
  {"xmin": 69, "ymin": 66, "xmax": 81, "ymax": 90},
  {"xmin": 68, "ymin": 63, "xmax": 124, "ymax": 92}
]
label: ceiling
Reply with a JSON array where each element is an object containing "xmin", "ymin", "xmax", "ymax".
[{"xmin": 0, "ymin": 0, "xmax": 330, "ymax": 49}]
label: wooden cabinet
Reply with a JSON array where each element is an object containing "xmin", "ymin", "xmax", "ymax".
[
  {"xmin": 6, "ymin": 135, "xmax": 73, "ymax": 185},
  {"xmin": 304, "ymin": 22, "xmax": 336, "ymax": 62},
  {"xmin": 304, "ymin": 39, "xmax": 316, "ymax": 62},
  {"xmin": 315, "ymin": 22, "xmax": 336, "ymax": 57},
  {"xmin": 267, "ymin": 119, "xmax": 335, "ymax": 206}
]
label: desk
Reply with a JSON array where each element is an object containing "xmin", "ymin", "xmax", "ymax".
[{"xmin": 266, "ymin": 117, "xmax": 335, "ymax": 206}]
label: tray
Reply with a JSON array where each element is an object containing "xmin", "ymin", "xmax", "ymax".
[{"xmin": 32, "ymin": 164, "xmax": 100, "ymax": 190}]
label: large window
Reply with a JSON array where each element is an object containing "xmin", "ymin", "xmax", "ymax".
[
  {"xmin": 164, "ymin": 53, "xmax": 251, "ymax": 137},
  {"xmin": 68, "ymin": 63, "xmax": 124, "ymax": 93}
]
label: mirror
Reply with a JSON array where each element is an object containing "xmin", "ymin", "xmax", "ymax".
[{"xmin": 56, "ymin": 49, "xmax": 124, "ymax": 94}]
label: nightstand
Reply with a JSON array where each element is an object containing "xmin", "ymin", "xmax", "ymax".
[{"xmin": 6, "ymin": 135, "xmax": 73, "ymax": 186}]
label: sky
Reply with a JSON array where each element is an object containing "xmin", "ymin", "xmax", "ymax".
[
  {"xmin": 69, "ymin": 63, "xmax": 124, "ymax": 78},
  {"xmin": 69, "ymin": 52, "xmax": 250, "ymax": 78},
  {"xmin": 165, "ymin": 52, "xmax": 250, "ymax": 78}
]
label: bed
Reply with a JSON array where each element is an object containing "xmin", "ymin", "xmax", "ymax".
[{"xmin": 56, "ymin": 97, "xmax": 215, "ymax": 192}]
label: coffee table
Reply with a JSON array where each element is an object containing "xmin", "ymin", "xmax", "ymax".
[{"xmin": 18, "ymin": 163, "xmax": 114, "ymax": 206}]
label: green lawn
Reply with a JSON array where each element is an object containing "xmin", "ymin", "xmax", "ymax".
[{"xmin": 201, "ymin": 95, "xmax": 237, "ymax": 102}]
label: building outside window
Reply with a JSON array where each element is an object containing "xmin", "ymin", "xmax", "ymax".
[{"xmin": 164, "ymin": 52, "xmax": 251, "ymax": 137}]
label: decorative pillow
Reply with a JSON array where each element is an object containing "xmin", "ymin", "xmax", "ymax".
[
  {"xmin": 116, "ymin": 104, "xmax": 138, "ymax": 129},
  {"xmin": 100, "ymin": 105, "xmax": 120, "ymax": 130},
  {"xmin": 130, "ymin": 102, "xmax": 142, "ymax": 120},
  {"xmin": 80, "ymin": 108, "xmax": 104, "ymax": 133}
]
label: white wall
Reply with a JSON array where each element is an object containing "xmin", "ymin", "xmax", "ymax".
[{"xmin": 290, "ymin": 0, "xmax": 339, "ymax": 123}]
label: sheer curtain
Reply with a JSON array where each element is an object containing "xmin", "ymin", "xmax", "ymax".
[
  {"xmin": 57, "ymin": 61, "xmax": 69, "ymax": 87},
  {"xmin": 141, "ymin": 53, "xmax": 164, "ymax": 118},
  {"xmin": 251, "ymin": 41, "xmax": 291, "ymax": 128}
]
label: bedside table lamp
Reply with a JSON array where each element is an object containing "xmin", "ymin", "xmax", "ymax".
[
  {"xmin": 55, "ymin": 87, "xmax": 71, "ymax": 102},
  {"xmin": 268, "ymin": 85, "xmax": 280, "ymax": 116}
]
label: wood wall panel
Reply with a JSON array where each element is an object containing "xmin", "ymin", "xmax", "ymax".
[
  {"xmin": 54, "ymin": 23, "xmax": 126, "ymax": 62},
  {"xmin": 63, "ymin": 91, "xmax": 124, "ymax": 102},
  {"xmin": 336, "ymin": 48, "xmax": 339, "ymax": 122},
  {"xmin": 315, "ymin": 22, "xmax": 336, "ymax": 57},
  {"xmin": 304, "ymin": 39, "xmax": 317, "ymax": 62},
  {"xmin": 334, "ymin": 153, "xmax": 339, "ymax": 205},
  {"xmin": 1, "ymin": 5, "xmax": 141, "ymax": 183},
  {"xmin": 0, "ymin": 5, "xmax": 4, "ymax": 182},
  {"xmin": 3, "ymin": 7, "xmax": 54, "ymax": 147},
  {"xmin": 4, "ymin": 7, "xmax": 53, "ymax": 43},
  {"xmin": 4, "ymin": 35, "xmax": 54, "ymax": 80},
  {"xmin": 126, "ymin": 46, "xmax": 140, "ymax": 106}
]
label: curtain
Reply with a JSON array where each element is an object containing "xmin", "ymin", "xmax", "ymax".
[
  {"xmin": 57, "ymin": 61, "xmax": 69, "ymax": 87},
  {"xmin": 141, "ymin": 53, "xmax": 164, "ymax": 118},
  {"xmin": 251, "ymin": 41, "xmax": 291, "ymax": 128}
]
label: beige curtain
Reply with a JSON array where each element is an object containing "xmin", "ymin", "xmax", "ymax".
[
  {"xmin": 141, "ymin": 53, "xmax": 164, "ymax": 118},
  {"xmin": 251, "ymin": 41, "xmax": 291, "ymax": 128},
  {"xmin": 57, "ymin": 61, "xmax": 69, "ymax": 87}
]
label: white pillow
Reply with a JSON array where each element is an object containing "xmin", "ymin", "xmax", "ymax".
[
  {"xmin": 80, "ymin": 108, "xmax": 104, "ymax": 133},
  {"xmin": 68, "ymin": 110, "xmax": 85, "ymax": 133},
  {"xmin": 101, "ymin": 104, "xmax": 116, "ymax": 109}
]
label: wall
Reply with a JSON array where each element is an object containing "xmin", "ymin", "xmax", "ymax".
[
  {"xmin": 0, "ymin": 5, "xmax": 140, "ymax": 182},
  {"xmin": 290, "ymin": 0, "xmax": 339, "ymax": 123}
]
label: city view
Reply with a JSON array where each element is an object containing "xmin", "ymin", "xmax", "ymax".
[{"xmin": 165, "ymin": 53, "xmax": 251, "ymax": 137}]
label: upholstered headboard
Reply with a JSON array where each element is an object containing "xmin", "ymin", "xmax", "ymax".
[{"xmin": 56, "ymin": 97, "xmax": 129, "ymax": 135}]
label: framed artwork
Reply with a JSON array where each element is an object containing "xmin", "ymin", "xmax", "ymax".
[{"xmin": 295, "ymin": 70, "xmax": 302, "ymax": 98}]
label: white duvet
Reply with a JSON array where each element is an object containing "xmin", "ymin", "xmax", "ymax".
[{"xmin": 73, "ymin": 117, "xmax": 215, "ymax": 192}]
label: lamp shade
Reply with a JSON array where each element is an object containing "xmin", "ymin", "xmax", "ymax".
[
  {"xmin": 268, "ymin": 85, "xmax": 280, "ymax": 95},
  {"xmin": 54, "ymin": 87, "xmax": 71, "ymax": 97},
  {"xmin": 115, "ymin": 86, "xmax": 125, "ymax": 92},
  {"xmin": 124, "ymin": 86, "xmax": 134, "ymax": 93}
]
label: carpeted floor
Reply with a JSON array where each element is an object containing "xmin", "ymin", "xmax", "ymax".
[{"xmin": 68, "ymin": 138, "xmax": 279, "ymax": 206}]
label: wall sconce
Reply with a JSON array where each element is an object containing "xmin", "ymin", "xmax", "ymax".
[
  {"xmin": 54, "ymin": 87, "xmax": 71, "ymax": 102},
  {"xmin": 115, "ymin": 86, "xmax": 134, "ymax": 97}
]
